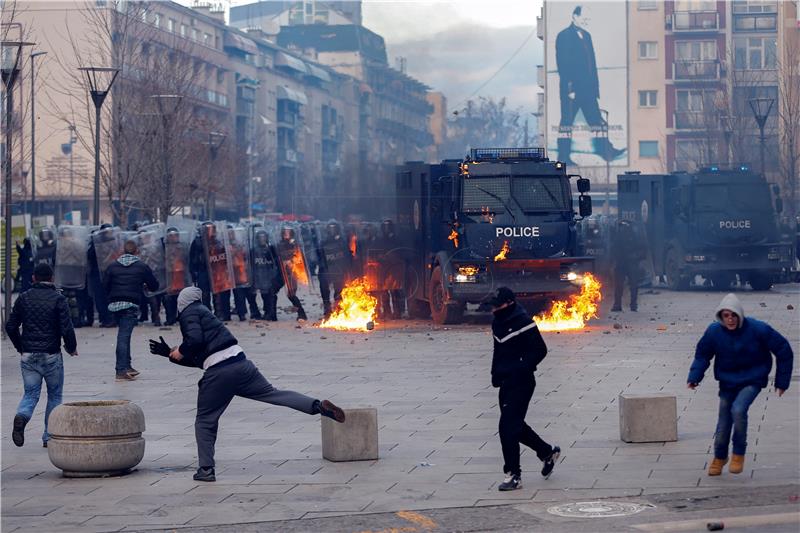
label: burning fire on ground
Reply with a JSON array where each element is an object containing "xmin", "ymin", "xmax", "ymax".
[
  {"xmin": 534, "ymin": 273, "xmax": 602, "ymax": 331},
  {"xmin": 319, "ymin": 277, "xmax": 378, "ymax": 331},
  {"xmin": 494, "ymin": 241, "xmax": 510, "ymax": 261},
  {"xmin": 448, "ymin": 229, "xmax": 459, "ymax": 248}
]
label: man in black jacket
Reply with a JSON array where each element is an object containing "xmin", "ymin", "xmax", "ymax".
[
  {"xmin": 150, "ymin": 286, "xmax": 346, "ymax": 482},
  {"xmin": 5, "ymin": 263, "xmax": 78, "ymax": 448},
  {"xmin": 104, "ymin": 240, "xmax": 159, "ymax": 380},
  {"xmin": 490, "ymin": 287, "xmax": 560, "ymax": 491}
]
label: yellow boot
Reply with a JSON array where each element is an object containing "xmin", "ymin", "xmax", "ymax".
[
  {"xmin": 729, "ymin": 454, "xmax": 745, "ymax": 474},
  {"xmin": 708, "ymin": 457, "xmax": 727, "ymax": 476}
]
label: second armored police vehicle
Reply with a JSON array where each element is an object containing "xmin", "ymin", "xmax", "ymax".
[
  {"xmin": 396, "ymin": 148, "xmax": 594, "ymax": 324},
  {"xmin": 617, "ymin": 167, "xmax": 792, "ymax": 290}
]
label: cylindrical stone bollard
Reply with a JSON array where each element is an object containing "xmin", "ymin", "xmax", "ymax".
[{"xmin": 47, "ymin": 400, "xmax": 145, "ymax": 478}]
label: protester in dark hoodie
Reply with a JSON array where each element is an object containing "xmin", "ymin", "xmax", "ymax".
[
  {"xmin": 103, "ymin": 240, "xmax": 159, "ymax": 381},
  {"xmin": 149, "ymin": 286, "xmax": 346, "ymax": 482},
  {"xmin": 490, "ymin": 287, "xmax": 560, "ymax": 491},
  {"xmin": 5, "ymin": 263, "xmax": 78, "ymax": 448},
  {"xmin": 15, "ymin": 238, "xmax": 34, "ymax": 292},
  {"xmin": 688, "ymin": 293, "xmax": 793, "ymax": 476}
]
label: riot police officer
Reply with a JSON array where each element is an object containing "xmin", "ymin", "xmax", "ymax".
[
  {"xmin": 317, "ymin": 220, "xmax": 353, "ymax": 319},
  {"xmin": 611, "ymin": 219, "xmax": 646, "ymax": 312},
  {"xmin": 190, "ymin": 224, "xmax": 213, "ymax": 310},
  {"xmin": 250, "ymin": 229, "xmax": 282, "ymax": 321},
  {"xmin": 34, "ymin": 229, "xmax": 56, "ymax": 267},
  {"xmin": 378, "ymin": 219, "xmax": 405, "ymax": 319},
  {"xmin": 276, "ymin": 226, "xmax": 308, "ymax": 321},
  {"xmin": 227, "ymin": 224, "xmax": 251, "ymax": 321}
]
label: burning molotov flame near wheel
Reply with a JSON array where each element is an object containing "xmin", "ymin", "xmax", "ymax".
[
  {"xmin": 494, "ymin": 241, "xmax": 509, "ymax": 261},
  {"xmin": 534, "ymin": 273, "xmax": 602, "ymax": 332},
  {"xmin": 319, "ymin": 277, "xmax": 378, "ymax": 331}
]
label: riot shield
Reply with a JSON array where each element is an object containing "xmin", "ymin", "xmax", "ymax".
[
  {"xmin": 251, "ymin": 228, "xmax": 281, "ymax": 292},
  {"xmin": 164, "ymin": 227, "xmax": 192, "ymax": 295},
  {"xmin": 299, "ymin": 221, "xmax": 320, "ymax": 276},
  {"xmin": 226, "ymin": 224, "xmax": 252, "ymax": 289},
  {"xmin": 137, "ymin": 223, "xmax": 166, "ymax": 297},
  {"xmin": 33, "ymin": 226, "xmax": 58, "ymax": 267},
  {"xmin": 91, "ymin": 226, "xmax": 122, "ymax": 275},
  {"xmin": 378, "ymin": 221, "xmax": 404, "ymax": 291},
  {"xmin": 275, "ymin": 222, "xmax": 313, "ymax": 295},
  {"xmin": 54, "ymin": 225, "xmax": 90, "ymax": 290},
  {"xmin": 202, "ymin": 221, "xmax": 234, "ymax": 294}
]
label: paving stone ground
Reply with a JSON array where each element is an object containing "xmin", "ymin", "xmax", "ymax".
[{"xmin": 2, "ymin": 285, "xmax": 799, "ymax": 532}]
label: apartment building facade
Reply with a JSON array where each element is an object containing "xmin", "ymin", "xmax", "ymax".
[
  {"xmin": 4, "ymin": 0, "xmax": 435, "ymax": 224},
  {"xmin": 538, "ymin": 0, "xmax": 799, "ymax": 198}
]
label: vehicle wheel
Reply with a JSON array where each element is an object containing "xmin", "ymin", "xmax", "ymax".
[
  {"xmin": 710, "ymin": 272, "xmax": 736, "ymax": 291},
  {"xmin": 429, "ymin": 266, "xmax": 464, "ymax": 324},
  {"xmin": 407, "ymin": 298, "xmax": 431, "ymax": 319},
  {"xmin": 748, "ymin": 272, "xmax": 773, "ymax": 291},
  {"xmin": 665, "ymin": 248, "xmax": 690, "ymax": 291}
]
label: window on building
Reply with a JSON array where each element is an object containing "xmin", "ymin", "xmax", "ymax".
[
  {"xmin": 639, "ymin": 141, "xmax": 659, "ymax": 158},
  {"xmin": 191, "ymin": 28, "xmax": 198, "ymax": 41},
  {"xmin": 733, "ymin": 13, "xmax": 778, "ymax": 31},
  {"xmin": 216, "ymin": 69, "xmax": 225, "ymax": 84},
  {"xmin": 168, "ymin": 18, "xmax": 175, "ymax": 32},
  {"xmin": 674, "ymin": 0, "xmax": 715, "ymax": 10},
  {"xmin": 676, "ymin": 89, "xmax": 715, "ymax": 111},
  {"xmin": 153, "ymin": 13, "xmax": 160, "ymax": 27},
  {"xmin": 639, "ymin": 90, "xmax": 658, "ymax": 107},
  {"xmin": 637, "ymin": 0, "xmax": 658, "ymax": 10},
  {"xmin": 638, "ymin": 41, "xmax": 658, "ymax": 59},
  {"xmin": 204, "ymin": 33, "xmax": 211, "ymax": 45},
  {"xmin": 732, "ymin": 0, "xmax": 777, "ymax": 13},
  {"xmin": 675, "ymin": 140, "xmax": 706, "ymax": 171},
  {"xmin": 734, "ymin": 37, "xmax": 777, "ymax": 69},
  {"xmin": 180, "ymin": 24, "xmax": 187, "ymax": 38},
  {"xmin": 733, "ymin": 85, "xmax": 778, "ymax": 128},
  {"xmin": 675, "ymin": 40, "xmax": 717, "ymax": 60}
]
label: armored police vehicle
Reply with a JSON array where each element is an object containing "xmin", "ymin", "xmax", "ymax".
[
  {"xmin": 396, "ymin": 148, "xmax": 593, "ymax": 324},
  {"xmin": 617, "ymin": 167, "xmax": 792, "ymax": 291}
]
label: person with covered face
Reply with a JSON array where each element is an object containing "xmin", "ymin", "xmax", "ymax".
[
  {"xmin": 610, "ymin": 219, "xmax": 646, "ymax": 312},
  {"xmin": 149, "ymin": 286, "xmax": 345, "ymax": 482},
  {"xmin": 250, "ymin": 229, "xmax": 282, "ymax": 321},
  {"xmin": 34, "ymin": 229, "xmax": 56, "ymax": 267},
  {"xmin": 189, "ymin": 226, "xmax": 213, "ymax": 310},
  {"xmin": 15, "ymin": 238, "xmax": 34, "ymax": 293},
  {"xmin": 317, "ymin": 220, "xmax": 353, "ymax": 319},
  {"xmin": 688, "ymin": 293, "xmax": 793, "ymax": 476},
  {"xmin": 489, "ymin": 287, "xmax": 561, "ymax": 491}
]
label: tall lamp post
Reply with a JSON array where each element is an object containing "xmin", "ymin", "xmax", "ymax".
[
  {"xmin": 61, "ymin": 124, "xmax": 77, "ymax": 217},
  {"xmin": 151, "ymin": 94, "xmax": 183, "ymax": 222},
  {"xmin": 204, "ymin": 131, "xmax": 226, "ymax": 220},
  {"xmin": 2, "ymin": 39, "xmax": 34, "ymax": 326},
  {"xmin": 29, "ymin": 50, "xmax": 46, "ymax": 217},
  {"xmin": 748, "ymin": 97, "xmax": 774, "ymax": 178},
  {"xmin": 79, "ymin": 66, "xmax": 119, "ymax": 225}
]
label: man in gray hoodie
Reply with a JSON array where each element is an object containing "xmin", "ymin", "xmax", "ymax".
[{"xmin": 688, "ymin": 293, "xmax": 793, "ymax": 476}]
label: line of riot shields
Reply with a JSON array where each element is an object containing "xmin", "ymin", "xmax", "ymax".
[{"xmin": 17, "ymin": 217, "xmax": 408, "ymax": 325}]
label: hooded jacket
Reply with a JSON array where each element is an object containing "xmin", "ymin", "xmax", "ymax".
[
  {"xmin": 491, "ymin": 302, "xmax": 548, "ymax": 387},
  {"xmin": 688, "ymin": 293, "xmax": 793, "ymax": 390},
  {"xmin": 103, "ymin": 254, "xmax": 159, "ymax": 305},
  {"xmin": 174, "ymin": 288, "xmax": 238, "ymax": 369}
]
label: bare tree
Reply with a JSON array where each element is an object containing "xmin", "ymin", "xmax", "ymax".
[
  {"xmin": 442, "ymin": 97, "xmax": 527, "ymax": 159},
  {"xmin": 777, "ymin": 38, "xmax": 800, "ymax": 220}
]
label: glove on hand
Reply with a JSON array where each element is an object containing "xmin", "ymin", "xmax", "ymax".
[{"xmin": 149, "ymin": 336, "xmax": 171, "ymax": 358}]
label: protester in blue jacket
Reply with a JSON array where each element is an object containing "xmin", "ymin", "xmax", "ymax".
[{"xmin": 687, "ymin": 293, "xmax": 793, "ymax": 476}]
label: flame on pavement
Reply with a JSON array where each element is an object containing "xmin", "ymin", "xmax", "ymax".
[
  {"xmin": 494, "ymin": 240, "xmax": 509, "ymax": 261},
  {"xmin": 319, "ymin": 277, "xmax": 378, "ymax": 331},
  {"xmin": 448, "ymin": 229, "xmax": 459, "ymax": 248},
  {"xmin": 349, "ymin": 233, "xmax": 357, "ymax": 256},
  {"xmin": 289, "ymin": 248, "xmax": 309, "ymax": 285},
  {"xmin": 534, "ymin": 273, "xmax": 602, "ymax": 331}
]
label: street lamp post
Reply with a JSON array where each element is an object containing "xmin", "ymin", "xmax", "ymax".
[
  {"xmin": 748, "ymin": 97, "xmax": 774, "ymax": 178},
  {"xmin": 29, "ymin": 50, "xmax": 46, "ymax": 217},
  {"xmin": 61, "ymin": 124, "xmax": 77, "ymax": 217},
  {"xmin": 2, "ymin": 38, "xmax": 34, "ymax": 326},
  {"xmin": 151, "ymin": 94, "xmax": 183, "ymax": 222},
  {"xmin": 79, "ymin": 66, "xmax": 119, "ymax": 225},
  {"xmin": 204, "ymin": 131, "xmax": 225, "ymax": 220}
]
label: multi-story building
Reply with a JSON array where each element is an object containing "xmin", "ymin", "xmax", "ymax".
[
  {"xmin": 538, "ymin": 0, "xmax": 798, "ymax": 203},
  {"xmin": 3, "ymin": 0, "xmax": 434, "ymax": 224}
]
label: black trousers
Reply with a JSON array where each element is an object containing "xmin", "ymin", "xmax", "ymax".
[
  {"xmin": 245, "ymin": 289, "xmax": 262, "ymax": 319},
  {"xmin": 195, "ymin": 355, "xmax": 317, "ymax": 468},
  {"xmin": 498, "ymin": 376, "xmax": 552, "ymax": 477},
  {"xmin": 164, "ymin": 295, "xmax": 178, "ymax": 324},
  {"xmin": 232, "ymin": 288, "xmax": 249, "ymax": 319},
  {"xmin": 380, "ymin": 289, "xmax": 405, "ymax": 319},
  {"xmin": 319, "ymin": 271, "xmax": 345, "ymax": 309},
  {"xmin": 613, "ymin": 265, "xmax": 639, "ymax": 309},
  {"xmin": 214, "ymin": 290, "xmax": 232, "ymax": 320},
  {"xmin": 252, "ymin": 288, "xmax": 277, "ymax": 320}
]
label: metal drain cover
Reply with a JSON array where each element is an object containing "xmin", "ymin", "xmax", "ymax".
[{"xmin": 547, "ymin": 501, "xmax": 654, "ymax": 518}]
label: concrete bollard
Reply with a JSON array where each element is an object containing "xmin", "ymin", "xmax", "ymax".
[
  {"xmin": 619, "ymin": 393, "xmax": 678, "ymax": 443},
  {"xmin": 322, "ymin": 407, "xmax": 378, "ymax": 462},
  {"xmin": 47, "ymin": 400, "xmax": 145, "ymax": 477}
]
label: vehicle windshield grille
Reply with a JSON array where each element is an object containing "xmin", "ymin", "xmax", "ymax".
[
  {"xmin": 512, "ymin": 177, "xmax": 569, "ymax": 212},
  {"xmin": 462, "ymin": 177, "xmax": 510, "ymax": 212},
  {"xmin": 695, "ymin": 184, "xmax": 771, "ymax": 211}
]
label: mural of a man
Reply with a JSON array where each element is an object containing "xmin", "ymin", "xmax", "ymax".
[{"xmin": 555, "ymin": 5, "xmax": 625, "ymax": 165}]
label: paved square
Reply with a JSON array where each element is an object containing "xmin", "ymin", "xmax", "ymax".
[{"xmin": 2, "ymin": 286, "xmax": 798, "ymax": 532}]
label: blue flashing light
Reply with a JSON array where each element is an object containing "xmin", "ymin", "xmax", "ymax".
[
  {"xmin": 710, "ymin": 166, "xmax": 719, "ymax": 172},
  {"xmin": 739, "ymin": 165, "xmax": 749, "ymax": 172}
]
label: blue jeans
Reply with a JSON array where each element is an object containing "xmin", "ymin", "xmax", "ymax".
[
  {"xmin": 714, "ymin": 384, "xmax": 761, "ymax": 459},
  {"xmin": 17, "ymin": 352, "xmax": 64, "ymax": 443},
  {"xmin": 113, "ymin": 307, "xmax": 139, "ymax": 374}
]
